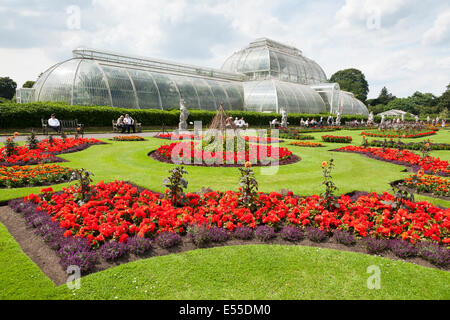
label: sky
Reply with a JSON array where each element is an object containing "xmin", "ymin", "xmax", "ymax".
[{"xmin": 0, "ymin": 0, "xmax": 449, "ymax": 99}]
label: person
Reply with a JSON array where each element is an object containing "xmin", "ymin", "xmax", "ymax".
[
  {"xmin": 48, "ymin": 114, "xmax": 61, "ymax": 133},
  {"xmin": 238, "ymin": 117, "xmax": 248, "ymax": 129},
  {"xmin": 319, "ymin": 117, "xmax": 323, "ymax": 127},
  {"xmin": 225, "ymin": 116, "xmax": 234, "ymax": 128},
  {"xmin": 116, "ymin": 115, "xmax": 125, "ymax": 132},
  {"xmin": 305, "ymin": 119, "xmax": 309, "ymax": 127},
  {"xmin": 234, "ymin": 117, "xmax": 240, "ymax": 127},
  {"xmin": 327, "ymin": 116, "xmax": 333, "ymax": 126},
  {"xmin": 122, "ymin": 114, "xmax": 136, "ymax": 133},
  {"xmin": 300, "ymin": 118, "xmax": 305, "ymax": 126},
  {"xmin": 271, "ymin": 118, "xmax": 280, "ymax": 128}
]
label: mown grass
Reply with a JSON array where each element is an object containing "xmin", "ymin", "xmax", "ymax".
[{"xmin": 0, "ymin": 128, "xmax": 448, "ymax": 300}]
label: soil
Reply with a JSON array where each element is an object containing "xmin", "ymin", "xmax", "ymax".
[
  {"xmin": 0, "ymin": 204, "xmax": 446, "ymax": 287},
  {"xmin": 148, "ymin": 150, "xmax": 302, "ymax": 167}
]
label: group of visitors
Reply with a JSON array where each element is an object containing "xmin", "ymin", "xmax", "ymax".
[
  {"xmin": 300, "ymin": 118, "xmax": 321, "ymax": 127},
  {"xmin": 226, "ymin": 116, "xmax": 248, "ymax": 129},
  {"xmin": 116, "ymin": 114, "xmax": 137, "ymax": 133}
]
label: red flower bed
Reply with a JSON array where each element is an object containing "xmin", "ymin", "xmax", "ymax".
[
  {"xmin": 336, "ymin": 146, "xmax": 449, "ymax": 176},
  {"xmin": 0, "ymin": 138, "xmax": 103, "ymax": 166},
  {"xmin": 154, "ymin": 141, "xmax": 293, "ymax": 165},
  {"xmin": 27, "ymin": 181, "xmax": 449, "ymax": 248},
  {"xmin": 361, "ymin": 131, "xmax": 436, "ymax": 138},
  {"xmin": 112, "ymin": 136, "xmax": 145, "ymax": 141},
  {"xmin": 322, "ymin": 135, "xmax": 352, "ymax": 143},
  {"xmin": 156, "ymin": 133, "xmax": 202, "ymax": 140}
]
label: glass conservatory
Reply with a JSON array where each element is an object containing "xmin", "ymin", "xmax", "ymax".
[{"xmin": 18, "ymin": 38, "xmax": 368, "ymax": 115}]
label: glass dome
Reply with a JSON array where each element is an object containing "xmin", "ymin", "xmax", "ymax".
[
  {"xmin": 33, "ymin": 58, "xmax": 245, "ymax": 110},
  {"xmin": 243, "ymin": 79, "xmax": 327, "ymax": 114},
  {"xmin": 222, "ymin": 38, "xmax": 327, "ymax": 85}
]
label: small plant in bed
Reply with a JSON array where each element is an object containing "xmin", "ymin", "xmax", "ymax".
[
  {"xmin": 333, "ymin": 229, "xmax": 356, "ymax": 246},
  {"xmin": 156, "ymin": 231, "xmax": 182, "ymax": 249},
  {"xmin": 321, "ymin": 135, "xmax": 352, "ymax": 143},
  {"xmin": 279, "ymin": 226, "xmax": 304, "ymax": 242},
  {"xmin": 112, "ymin": 136, "xmax": 146, "ymax": 141}
]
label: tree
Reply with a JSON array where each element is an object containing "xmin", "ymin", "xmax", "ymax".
[
  {"xmin": 376, "ymin": 86, "xmax": 396, "ymax": 105},
  {"xmin": 329, "ymin": 68, "xmax": 369, "ymax": 102},
  {"xmin": 0, "ymin": 77, "xmax": 17, "ymax": 100},
  {"xmin": 436, "ymin": 83, "xmax": 450, "ymax": 112},
  {"xmin": 22, "ymin": 81, "xmax": 35, "ymax": 88}
]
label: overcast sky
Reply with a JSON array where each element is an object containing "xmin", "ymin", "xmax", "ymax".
[{"xmin": 1, "ymin": 0, "xmax": 449, "ymax": 99}]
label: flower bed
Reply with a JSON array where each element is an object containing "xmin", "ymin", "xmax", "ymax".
[
  {"xmin": 156, "ymin": 133, "xmax": 203, "ymax": 140},
  {"xmin": 335, "ymin": 146, "xmax": 449, "ymax": 176},
  {"xmin": 400, "ymin": 172, "xmax": 449, "ymax": 198},
  {"xmin": 8, "ymin": 182, "xmax": 449, "ymax": 274},
  {"xmin": 0, "ymin": 164, "xmax": 73, "ymax": 188},
  {"xmin": 112, "ymin": 136, "xmax": 146, "ymax": 141},
  {"xmin": 361, "ymin": 130, "xmax": 436, "ymax": 139},
  {"xmin": 278, "ymin": 128, "xmax": 315, "ymax": 140},
  {"xmin": 243, "ymin": 136, "xmax": 283, "ymax": 144},
  {"xmin": 288, "ymin": 141, "xmax": 324, "ymax": 148},
  {"xmin": 0, "ymin": 137, "xmax": 104, "ymax": 166},
  {"xmin": 151, "ymin": 141, "xmax": 296, "ymax": 167},
  {"xmin": 365, "ymin": 139, "xmax": 450, "ymax": 151},
  {"xmin": 321, "ymin": 135, "xmax": 352, "ymax": 143}
]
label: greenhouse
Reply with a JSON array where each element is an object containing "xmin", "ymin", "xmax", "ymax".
[{"xmin": 18, "ymin": 38, "xmax": 368, "ymax": 115}]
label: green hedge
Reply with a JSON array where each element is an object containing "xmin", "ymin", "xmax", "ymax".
[{"xmin": 0, "ymin": 102, "xmax": 372, "ymax": 129}]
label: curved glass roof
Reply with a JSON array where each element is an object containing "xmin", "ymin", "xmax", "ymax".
[
  {"xmin": 34, "ymin": 58, "xmax": 244, "ymax": 110},
  {"xmin": 243, "ymin": 80, "xmax": 327, "ymax": 114},
  {"xmin": 335, "ymin": 91, "xmax": 369, "ymax": 116},
  {"xmin": 222, "ymin": 38, "xmax": 327, "ymax": 85}
]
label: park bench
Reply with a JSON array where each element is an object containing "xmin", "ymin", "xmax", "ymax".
[
  {"xmin": 41, "ymin": 119, "xmax": 84, "ymax": 135},
  {"xmin": 112, "ymin": 119, "xmax": 142, "ymax": 133}
]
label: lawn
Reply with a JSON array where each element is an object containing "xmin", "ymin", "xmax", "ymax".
[{"xmin": 0, "ymin": 128, "xmax": 448, "ymax": 300}]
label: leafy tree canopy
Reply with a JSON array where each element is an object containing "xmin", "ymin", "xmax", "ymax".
[
  {"xmin": 0, "ymin": 77, "xmax": 17, "ymax": 100},
  {"xmin": 22, "ymin": 80, "xmax": 35, "ymax": 88},
  {"xmin": 329, "ymin": 68, "xmax": 369, "ymax": 102}
]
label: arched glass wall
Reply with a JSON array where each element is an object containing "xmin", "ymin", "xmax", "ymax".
[
  {"xmin": 34, "ymin": 58, "xmax": 245, "ymax": 110},
  {"xmin": 244, "ymin": 80, "xmax": 327, "ymax": 114}
]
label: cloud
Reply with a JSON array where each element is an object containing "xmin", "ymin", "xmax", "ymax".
[
  {"xmin": 0, "ymin": 0, "xmax": 448, "ymax": 99},
  {"xmin": 422, "ymin": 9, "xmax": 450, "ymax": 45}
]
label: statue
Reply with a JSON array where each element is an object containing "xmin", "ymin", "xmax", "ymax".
[
  {"xmin": 280, "ymin": 108, "xmax": 288, "ymax": 128},
  {"xmin": 415, "ymin": 115, "xmax": 419, "ymax": 122},
  {"xmin": 401, "ymin": 114, "xmax": 405, "ymax": 122},
  {"xmin": 336, "ymin": 112, "xmax": 341, "ymax": 126},
  {"xmin": 368, "ymin": 112, "xmax": 374, "ymax": 124},
  {"xmin": 178, "ymin": 99, "xmax": 189, "ymax": 131},
  {"xmin": 427, "ymin": 116, "xmax": 430, "ymax": 123}
]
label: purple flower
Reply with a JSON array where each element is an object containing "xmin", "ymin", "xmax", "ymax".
[
  {"xmin": 255, "ymin": 225, "xmax": 275, "ymax": 242},
  {"xmin": 305, "ymin": 226, "xmax": 328, "ymax": 242},
  {"xmin": 279, "ymin": 226, "xmax": 304, "ymax": 242},
  {"xmin": 389, "ymin": 239, "xmax": 418, "ymax": 259},
  {"xmin": 156, "ymin": 231, "xmax": 182, "ymax": 249},
  {"xmin": 333, "ymin": 229, "xmax": 356, "ymax": 246},
  {"xmin": 208, "ymin": 227, "xmax": 231, "ymax": 243},
  {"xmin": 99, "ymin": 241, "xmax": 128, "ymax": 261},
  {"xmin": 364, "ymin": 238, "xmax": 388, "ymax": 254},
  {"xmin": 417, "ymin": 242, "xmax": 450, "ymax": 267},
  {"xmin": 233, "ymin": 226, "xmax": 254, "ymax": 240},
  {"xmin": 187, "ymin": 225, "xmax": 211, "ymax": 247},
  {"xmin": 127, "ymin": 236, "xmax": 153, "ymax": 256}
]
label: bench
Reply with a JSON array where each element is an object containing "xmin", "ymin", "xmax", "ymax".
[
  {"xmin": 41, "ymin": 119, "xmax": 84, "ymax": 135},
  {"xmin": 112, "ymin": 119, "xmax": 142, "ymax": 133}
]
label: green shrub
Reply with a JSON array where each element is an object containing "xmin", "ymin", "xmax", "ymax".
[{"xmin": 0, "ymin": 102, "xmax": 371, "ymax": 129}]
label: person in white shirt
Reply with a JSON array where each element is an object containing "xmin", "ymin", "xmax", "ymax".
[
  {"xmin": 271, "ymin": 118, "xmax": 280, "ymax": 128},
  {"xmin": 238, "ymin": 117, "xmax": 248, "ymax": 129},
  {"xmin": 122, "ymin": 114, "xmax": 136, "ymax": 133},
  {"xmin": 48, "ymin": 114, "xmax": 61, "ymax": 133}
]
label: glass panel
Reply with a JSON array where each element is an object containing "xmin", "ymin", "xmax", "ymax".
[
  {"xmin": 191, "ymin": 78, "xmax": 216, "ymax": 111},
  {"xmin": 127, "ymin": 69, "xmax": 162, "ymax": 109},
  {"xmin": 205, "ymin": 79, "xmax": 229, "ymax": 109},
  {"xmin": 222, "ymin": 82, "xmax": 244, "ymax": 110},
  {"xmin": 276, "ymin": 53, "xmax": 289, "ymax": 81},
  {"xmin": 38, "ymin": 59, "xmax": 79, "ymax": 104},
  {"xmin": 150, "ymin": 72, "xmax": 180, "ymax": 110},
  {"xmin": 73, "ymin": 60, "xmax": 111, "ymax": 106},
  {"xmin": 169, "ymin": 74, "xmax": 200, "ymax": 109},
  {"xmin": 244, "ymin": 80, "xmax": 277, "ymax": 113},
  {"xmin": 101, "ymin": 64, "xmax": 137, "ymax": 108}
]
